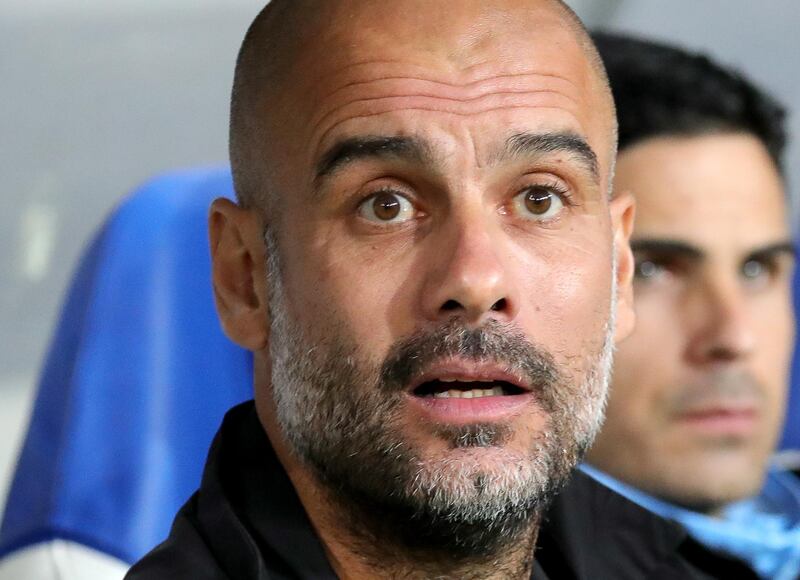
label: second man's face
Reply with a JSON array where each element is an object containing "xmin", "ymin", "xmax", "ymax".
[{"xmin": 587, "ymin": 132, "xmax": 795, "ymax": 512}]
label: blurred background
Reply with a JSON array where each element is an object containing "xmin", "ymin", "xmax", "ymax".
[{"xmin": 1, "ymin": 0, "xmax": 799, "ymax": 517}]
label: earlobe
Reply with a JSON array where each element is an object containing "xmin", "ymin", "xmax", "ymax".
[
  {"xmin": 209, "ymin": 198, "xmax": 269, "ymax": 351},
  {"xmin": 610, "ymin": 191, "xmax": 636, "ymax": 342}
]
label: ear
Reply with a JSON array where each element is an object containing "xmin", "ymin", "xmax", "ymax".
[
  {"xmin": 209, "ymin": 198, "xmax": 269, "ymax": 351},
  {"xmin": 609, "ymin": 190, "xmax": 636, "ymax": 343}
]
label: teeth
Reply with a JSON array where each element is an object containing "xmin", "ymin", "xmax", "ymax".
[{"xmin": 431, "ymin": 387, "xmax": 505, "ymax": 399}]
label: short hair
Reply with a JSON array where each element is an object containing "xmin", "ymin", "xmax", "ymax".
[{"xmin": 592, "ymin": 31, "xmax": 787, "ymax": 175}]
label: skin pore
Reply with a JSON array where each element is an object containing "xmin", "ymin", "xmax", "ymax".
[
  {"xmin": 211, "ymin": 1, "xmax": 635, "ymax": 577},
  {"xmin": 587, "ymin": 133, "xmax": 795, "ymax": 515}
]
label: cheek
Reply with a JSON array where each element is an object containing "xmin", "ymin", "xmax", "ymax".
[
  {"xmin": 629, "ymin": 290, "xmax": 684, "ymax": 351},
  {"xmin": 750, "ymin": 296, "xmax": 794, "ymax": 414},
  {"xmin": 605, "ymin": 291, "xmax": 685, "ymax": 424},
  {"xmin": 752, "ymin": 292, "xmax": 794, "ymax": 361},
  {"xmin": 513, "ymin": 235, "xmax": 614, "ymax": 366},
  {"xmin": 280, "ymin": 225, "xmax": 419, "ymax": 353},
  {"xmin": 609, "ymin": 340, "xmax": 672, "ymax": 430}
]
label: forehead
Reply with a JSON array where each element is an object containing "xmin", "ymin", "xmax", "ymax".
[
  {"xmin": 294, "ymin": 1, "xmax": 589, "ymax": 83},
  {"xmin": 617, "ymin": 133, "xmax": 788, "ymax": 249},
  {"xmin": 262, "ymin": 0, "xmax": 611, "ymax": 187}
]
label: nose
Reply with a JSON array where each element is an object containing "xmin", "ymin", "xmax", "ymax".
[
  {"xmin": 685, "ymin": 276, "xmax": 756, "ymax": 365},
  {"xmin": 420, "ymin": 215, "xmax": 518, "ymax": 325}
]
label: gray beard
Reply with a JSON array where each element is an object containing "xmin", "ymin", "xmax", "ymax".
[{"xmin": 265, "ymin": 229, "xmax": 615, "ymax": 561}]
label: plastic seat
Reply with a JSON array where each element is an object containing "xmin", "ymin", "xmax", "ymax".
[
  {"xmin": 780, "ymin": 257, "xmax": 800, "ymax": 454},
  {"xmin": 0, "ymin": 167, "xmax": 252, "ymax": 578}
]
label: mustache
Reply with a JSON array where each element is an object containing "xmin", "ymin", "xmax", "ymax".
[
  {"xmin": 378, "ymin": 318, "xmax": 562, "ymax": 405},
  {"xmin": 670, "ymin": 371, "xmax": 766, "ymax": 412}
]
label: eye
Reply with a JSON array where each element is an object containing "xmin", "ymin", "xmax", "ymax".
[
  {"xmin": 742, "ymin": 259, "xmax": 768, "ymax": 280},
  {"xmin": 634, "ymin": 258, "xmax": 665, "ymax": 281},
  {"xmin": 633, "ymin": 255, "xmax": 676, "ymax": 285},
  {"xmin": 511, "ymin": 185, "xmax": 565, "ymax": 221},
  {"xmin": 740, "ymin": 257, "xmax": 780, "ymax": 289},
  {"xmin": 739, "ymin": 248, "xmax": 795, "ymax": 290},
  {"xmin": 358, "ymin": 190, "xmax": 414, "ymax": 224}
]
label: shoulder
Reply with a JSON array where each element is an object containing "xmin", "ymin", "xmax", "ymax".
[
  {"xmin": 536, "ymin": 471, "xmax": 759, "ymax": 580},
  {"xmin": 125, "ymin": 494, "xmax": 230, "ymax": 580}
]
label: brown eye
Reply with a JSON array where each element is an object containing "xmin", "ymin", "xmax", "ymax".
[
  {"xmin": 373, "ymin": 192, "xmax": 401, "ymax": 220},
  {"xmin": 358, "ymin": 190, "xmax": 414, "ymax": 224},
  {"xmin": 512, "ymin": 186, "xmax": 564, "ymax": 221},
  {"xmin": 524, "ymin": 188, "xmax": 553, "ymax": 215}
]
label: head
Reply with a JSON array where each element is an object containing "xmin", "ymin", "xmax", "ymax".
[
  {"xmin": 211, "ymin": 0, "xmax": 635, "ymax": 562},
  {"xmin": 587, "ymin": 32, "xmax": 795, "ymax": 514}
]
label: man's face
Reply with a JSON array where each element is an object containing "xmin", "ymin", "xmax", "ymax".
[
  {"xmin": 234, "ymin": 0, "xmax": 633, "ymax": 553},
  {"xmin": 587, "ymin": 133, "xmax": 794, "ymax": 512}
]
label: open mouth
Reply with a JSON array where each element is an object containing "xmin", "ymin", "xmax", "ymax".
[
  {"xmin": 405, "ymin": 364, "xmax": 535, "ymax": 423},
  {"xmin": 413, "ymin": 379, "xmax": 527, "ymax": 399}
]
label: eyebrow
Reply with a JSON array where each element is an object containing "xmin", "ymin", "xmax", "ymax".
[
  {"xmin": 631, "ymin": 239, "xmax": 796, "ymax": 264},
  {"xmin": 630, "ymin": 239, "xmax": 705, "ymax": 261},
  {"xmin": 314, "ymin": 131, "xmax": 600, "ymax": 188},
  {"xmin": 314, "ymin": 135, "xmax": 434, "ymax": 186},
  {"xmin": 745, "ymin": 241, "xmax": 795, "ymax": 263},
  {"xmin": 499, "ymin": 131, "xmax": 600, "ymax": 183}
]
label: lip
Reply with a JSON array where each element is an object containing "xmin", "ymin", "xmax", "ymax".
[
  {"xmin": 675, "ymin": 405, "xmax": 759, "ymax": 437},
  {"xmin": 408, "ymin": 359, "xmax": 530, "ymax": 394},
  {"xmin": 406, "ymin": 358, "xmax": 537, "ymax": 426}
]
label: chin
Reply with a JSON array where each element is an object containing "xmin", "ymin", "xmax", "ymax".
[
  {"xmin": 425, "ymin": 443, "xmax": 530, "ymax": 473},
  {"xmin": 650, "ymin": 456, "xmax": 768, "ymax": 514}
]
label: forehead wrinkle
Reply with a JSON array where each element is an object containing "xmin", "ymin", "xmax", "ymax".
[
  {"xmin": 315, "ymin": 82, "xmax": 579, "ymax": 126},
  {"xmin": 310, "ymin": 69, "xmax": 583, "ymax": 121},
  {"xmin": 309, "ymin": 88, "xmax": 579, "ymax": 143},
  {"xmin": 311, "ymin": 104, "xmax": 586, "ymax": 173},
  {"xmin": 313, "ymin": 64, "xmax": 583, "ymax": 102},
  {"xmin": 303, "ymin": 65, "xmax": 586, "ymax": 138}
]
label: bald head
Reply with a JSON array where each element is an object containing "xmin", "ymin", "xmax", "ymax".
[{"xmin": 229, "ymin": 0, "xmax": 615, "ymax": 211}]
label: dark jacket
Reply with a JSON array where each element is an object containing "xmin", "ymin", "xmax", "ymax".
[{"xmin": 126, "ymin": 402, "xmax": 757, "ymax": 579}]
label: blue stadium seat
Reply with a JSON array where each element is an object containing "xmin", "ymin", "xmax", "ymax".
[
  {"xmin": 780, "ymin": 255, "xmax": 800, "ymax": 452},
  {"xmin": 0, "ymin": 167, "xmax": 252, "ymax": 578}
]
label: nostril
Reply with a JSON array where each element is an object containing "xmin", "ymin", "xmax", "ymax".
[
  {"xmin": 706, "ymin": 345, "xmax": 739, "ymax": 362},
  {"xmin": 441, "ymin": 299, "xmax": 462, "ymax": 311},
  {"xmin": 490, "ymin": 298, "xmax": 507, "ymax": 312}
]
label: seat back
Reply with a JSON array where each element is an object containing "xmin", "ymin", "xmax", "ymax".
[
  {"xmin": 780, "ymin": 255, "xmax": 800, "ymax": 452},
  {"xmin": 0, "ymin": 168, "xmax": 251, "ymax": 565}
]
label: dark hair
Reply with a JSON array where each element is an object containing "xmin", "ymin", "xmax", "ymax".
[{"xmin": 592, "ymin": 31, "xmax": 787, "ymax": 174}]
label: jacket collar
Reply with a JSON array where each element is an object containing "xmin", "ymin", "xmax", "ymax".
[{"xmin": 197, "ymin": 402, "xmax": 335, "ymax": 579}]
